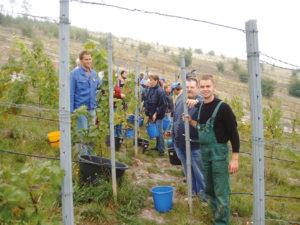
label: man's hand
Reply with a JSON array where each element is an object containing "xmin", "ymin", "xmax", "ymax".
[
  {"xmin": 229, "ymin": 153, "xmax": 239, "ymax": 174},
  {"xmin": 186, "ymin": 99, "xmax": 198, "ymax": 108},
  {"xmin": 121, "ymin": 93, "xmax": 126, "ymax": 99},
  {"xmin": 182, "ymin": 113, "xmax": 191, "ymax": 122}
]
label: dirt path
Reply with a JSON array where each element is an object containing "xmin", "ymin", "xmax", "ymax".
[{"xmin": 127, "ymin": 155, "xmax": 186, "ymax": 224}]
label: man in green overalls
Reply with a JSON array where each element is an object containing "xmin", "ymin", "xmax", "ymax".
[{"xmin": 186, "ymin": 74, "xmax": 239, "ymax": 225}]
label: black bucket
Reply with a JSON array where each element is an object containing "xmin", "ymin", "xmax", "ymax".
[
  {"xmin": 133, "ymin": 138, "xmax": 149, "ymax": 152},
  {"xmin": 79, "ymin": 155, "xmax": 128, "ymax": 184},
  {"xmin": 105, "ymin": 135, "xmax": 123, "ymax": 151},
  {"xmin": 168, "ymin": 148, "xmax": 181, "ymax": 165}
]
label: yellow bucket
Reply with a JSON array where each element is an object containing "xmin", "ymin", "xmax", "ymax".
[{"xmin": 47, "ymin": 131, "xmax": 60, "ymax": 148}]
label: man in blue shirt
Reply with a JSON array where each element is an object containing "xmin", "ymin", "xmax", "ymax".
[{"xmin": 70, "ymin": 50, "xmax": 101, "ymax": 156}]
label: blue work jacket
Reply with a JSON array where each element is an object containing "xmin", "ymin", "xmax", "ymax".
[{"xmin": 70, "ymin": 66, "xmax": 100, "ymax": 112}]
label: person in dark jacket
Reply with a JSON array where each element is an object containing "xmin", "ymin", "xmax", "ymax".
[
  {"xmin": 113, "ymin": 70, "xmax": 128, "ymax": 137},
  {"xmin": 163, "ymin": 83, "xmax": 174, "ymax": 134},
  {"xmin": 144, "ymin": 74, "xmax": 168, "ymax": 156},
  {"xmin": 173, "ymin": 77, "xmax": 205, "ymax": 197}
]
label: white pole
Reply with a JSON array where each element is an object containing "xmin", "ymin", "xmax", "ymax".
[
  {"xmin": 180, "ymin": 55, "xmax": 193, "ymax": 212},
  {"xmin": 134, "ymin": 51, "xmax": 140, "ymax": 156},
  {"xmin": 59, "ymin": 0, "xmax": 74, "ymax": 224},
  {"xmin": 107, "ymin": 33, "xmax": 117, "ymax": 200},
  {"xmin": 245, "ymin": 20, "xmax": 265, "ymax": 225}
]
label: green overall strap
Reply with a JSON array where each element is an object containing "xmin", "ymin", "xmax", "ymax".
[
  {"xmin": 197, "ymin": 102, "xmax": 204, "ymax": 121},
  {"xmin": 211, "ymin": 101, "xmax": 223, "ymax": 125}
]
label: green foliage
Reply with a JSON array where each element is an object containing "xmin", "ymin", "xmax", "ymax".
[
  {"xmin": 138, "ymin": 43, "xmax": 152, "ymax": 56},
  {"xmin": 229, "ymin": 96, "xmax": 244, "ymax": 123},
  {"xmin": 173, "ymin": 48, "xmax": 193, "ymax": 67},
  {"xmin": 0, "ymin": 161, "xmax": 63, "ymax": 224},
  {"xmin": 3, "ymin": 79, "xmax": 28, "ymax": 105},
  {"xmin": 291, "ymin": 69, "xmax": 300, "ymax": 77},
  {"xmin": 216, "ymin": 61, "xmax": 225, "ymax": 73},
  {"xmin": 288, "ymin": 74, "xmax": 300, "ymax": 97},
  {"xmin": 239, "ymin": 69, "xmax": 249, "ymax": 83},
  {"xmin": 36, "ymin": 21, "xmax": 59, "ymax": 38},
  {"xmin": 231, "ymin": 58, "xmax": 240, "ymax": 72},
  {"xmin": 194, "ymin": 48, "xmax": 203, "ymax": 54},
  {"xmin": 74, "ymin": 177, "xmax": 148, "ymax": 224},
  {"xmin": 17, "ymin": 39, "xmax": 59, "ymax": 107},
  {"xmin": 263, "ymin": 102, "xmax": 283, "ymax": 140},
  {"xmin": 231, "ymin": 196, "xmax": 252, "ymax": 217},
  {"xmin": 21, "ymin": 23, "xmax": 34, "ymax": 38},
  {"xmin": 261, "ymin": 77, "xmax": 276, "ymax": 98},
  {"xmin": 70, "ymin": 27, "xmax": 90, "ymax": 42},
  {"xmin": 207, "ymin": 50, "xmax": 215, "ymax": 56},
  {"xmin": 163, "ymin": 47, "xmax": 170, "ymax": 54}
]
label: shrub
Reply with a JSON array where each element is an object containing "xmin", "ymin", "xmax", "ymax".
[
  {"xmin": 138, "ymin": 43, "xmax": 152, "ymax": 56},
  {"xmin": 216, "ymin": 61, "xmax": 225, "ymax": 73},
  {"xmin": 261, "ymin": 78, "xmax": 276, "ymax": 98},
  {"xmin": 207, "ymin": 50, "xmax": 215, "ymax": 56},
  {"xmin": 163, "ymin": 47, "xmax": 170, "ymax": 54},
  {"xmin": 21, "ymin": 23, "xmax": 34, "ymax": 38},
  {"xmin": 232, "ymin": 58, "xmax": 240, "ymax": 72},
  {"xmin": 239, "ymin": 69, "xmax": 249, "ymax": 83},
  {"xmin": 288, "ymin": 74, "xmax": 300, "ymax": 97},
  {"xmin": 194, "ymin": 48, "xmax": 203, "ymax": 54},
  {"xmin": 173, "ymin": 48, "xmax": 193, "ymax": 67}
]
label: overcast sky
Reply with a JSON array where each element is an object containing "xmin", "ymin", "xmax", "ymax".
[{"xmin": 2, "ymin": 0, "xmax": 300, "ymax": 68}]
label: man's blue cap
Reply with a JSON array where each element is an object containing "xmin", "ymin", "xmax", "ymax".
[{"xmin": 171, "ymin": 82, "xmax": 181, "ymax": 91}]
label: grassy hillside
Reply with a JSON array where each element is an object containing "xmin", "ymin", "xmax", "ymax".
[{"xmin": 1, "ymin": 13, "xmax": 298, "ymax": 130}]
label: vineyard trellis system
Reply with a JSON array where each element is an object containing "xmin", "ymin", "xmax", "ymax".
[{"xmin": 0, "ymin": 1, "xmax": 300, "ymax": 225}]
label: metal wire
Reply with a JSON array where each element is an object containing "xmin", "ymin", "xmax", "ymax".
[
  {"xmin": 231, "ymin": 192, "xmax": 300, "ymax": 201},
  {"xmin": 1, "ymin": 10, "xmax": 58, "ymax": 23},
  {"xmin": 261, "ymin": 52, "xmax": 300, "ymax": 69},
  {"xmin": 70, "ymin": 0, "xmax": 245, "ymax": 32}
]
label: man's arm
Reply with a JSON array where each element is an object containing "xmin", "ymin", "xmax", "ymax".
[
  {"xmin": 229, "ymin": 152, "xmax": 239, "ymax": 174},
  {"xmin": 223, "ymin": 104, "xmax": 240, "ymax": 174},
  {"xmin": 70, "ymin": 72, "xmax": 76, "ymax": 112}
]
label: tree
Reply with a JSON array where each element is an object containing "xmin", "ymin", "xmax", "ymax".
[
  {"xmin": 288, "ymin": 74, "xmax": 300, "ymax": 98},
  {"xmin": 261, "ymin": 78, "xmax": 276, "ymax": 98},
  {"xmin": 173, "ymin": 48, "xmax": 193, "ymax": 67},
  {"xmin": 207, "ymin": 50, "xmax": 215, "ymax": 56},
  {"xmin": 232, "ymin": 58, "xmax": 240, "ymax": 72},
  {"xmin": 138, "ymin": 43, "xmax": 152, "ymax": 56},
  {"xmin": 239, "ymin": 69, "xmax": 249, "ymax": 83},
  {"xmin": 194, "ymin": 48, "xmax": 203, "ymax": 54},
  {"xmin": 216, "ymin": 61, "xmax": 224, "ymax": 73},
  {"xmin": 163, "ymin": 47, "xmax": 170, "ymax": 54},
  {"xmin": 21, "ymin": 0, "xmax": 31, "ymax": 15},
  {"xmin": 263, "ymin": 102, "xmax": 283, "ymax": 156}
]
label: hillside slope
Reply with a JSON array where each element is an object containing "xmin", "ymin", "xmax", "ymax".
[{"xmin": 0, "ymin": 21, "xmax": 299, "ymax": 130}]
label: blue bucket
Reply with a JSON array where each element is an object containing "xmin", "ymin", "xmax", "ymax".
[
  {"xmin": 146, "ymin": 123, "xmax": 159, "ymax": 139},
  {"xmin": 125, "ymin": 128, "xmax": 134, "ymax": 138},
  {"xmin": 127, "ymin": 115, "xmax": 144, "ymax": 127},
  {"xmin": 138, "ymin": 117, "xmax": 144, "ymax": 127},
  {"xmin": 151, "ymin": 186, "xmax": 174, "ymax": 213},
  {"xmin": 167, "ymin": 139, "xmax": 173, "ymax": 148},
  {"xmin": 162, "ymin": 116, "xmax": 171, "ymax": 131},
  {"xmin": 127, "ymin": 114, "xmax": 135, "ymax": 124}
]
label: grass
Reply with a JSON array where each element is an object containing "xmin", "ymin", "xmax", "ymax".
[{"xmin": 1, "ymin": 111, "xmax": 300, "ymax": 224}]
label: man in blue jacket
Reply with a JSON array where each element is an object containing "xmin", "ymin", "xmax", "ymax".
[
  {"xmin": 70, "ymin": 50, "xmax": 101, "ymax": 156},
  {"xmin": 173, "ymin": 77, "xmax": 205, "ymax": 198},
  {"xmin": 143, "ymin": 74, "xmax": 167, "ymax": 156}
]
